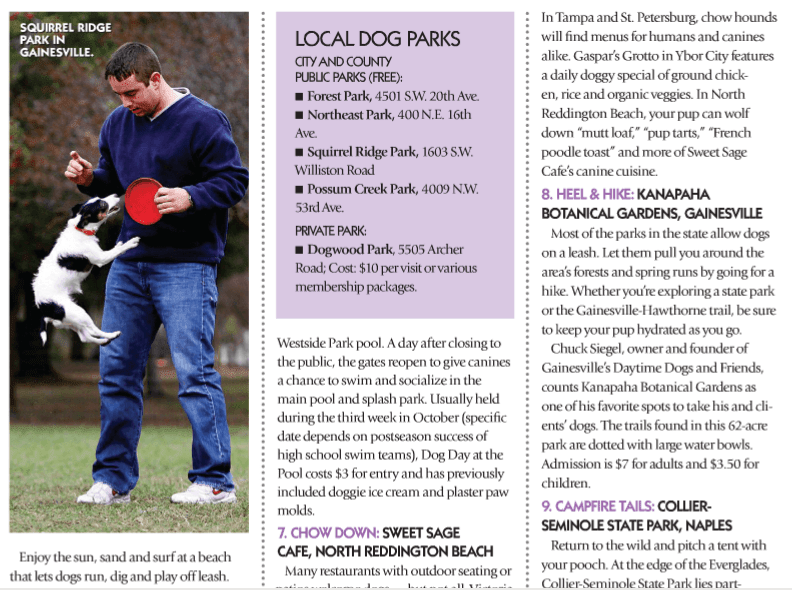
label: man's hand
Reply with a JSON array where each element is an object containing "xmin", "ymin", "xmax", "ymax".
[
  {"xmin": 154, "ymin": 187, "xmax": 193, "ymax": 214},
  {"xmin": 64, "ymin": 151, "xmax": 94, "ymax": 186}
]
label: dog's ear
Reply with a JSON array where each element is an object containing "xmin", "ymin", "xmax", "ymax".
[
  {"xmin": 71, "ymin": 203, "xmax": 83, "ymax": 217},
  {"xmin": 75, "ymin": 214, "xmax": 88, "ymax": 229}
]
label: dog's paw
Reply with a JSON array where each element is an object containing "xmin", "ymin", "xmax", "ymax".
[
  {"xmin": 126, "ymin": 237, "xmax": 141, "ymax": 249},
  {"xmin": 99, "ymin": 331, "xmax": 121, "ymax": 346}
]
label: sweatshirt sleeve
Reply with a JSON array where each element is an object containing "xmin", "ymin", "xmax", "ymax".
[
  {"xmin": 78, "ymin": 116, "xmax": 125, "ymax": 198},
  {"xmin": 182, "ymin": 112, "xmax": 249, "ymax": 210}
]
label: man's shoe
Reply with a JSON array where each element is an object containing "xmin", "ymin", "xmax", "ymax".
[
  {"xmin": 171, "ymin": 483, "xmax": 237, "ymax": 504},
  {"xmin": 76, "ymin": 482, "xmax": 130, "ymax": 505}
]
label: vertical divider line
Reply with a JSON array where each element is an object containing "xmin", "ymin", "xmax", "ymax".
[
  {"xmin": 525, "ymin": 11, "xmax": 531, "ymax": 590},
  {"xmin": 261, "ymin": 10, "xmax": 266, "ymax": 588}
]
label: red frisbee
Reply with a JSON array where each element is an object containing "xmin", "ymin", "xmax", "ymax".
[{"xmin": 126, "ymin": 178, "xmax": 163, "ymax": 225}]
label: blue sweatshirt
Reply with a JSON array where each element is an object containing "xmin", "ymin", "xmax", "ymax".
[{"xmin": 80, "ymin": 91, "xmax": 249, "ymax": 263}]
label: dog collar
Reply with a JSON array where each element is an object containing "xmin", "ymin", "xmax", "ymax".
[{"xmin": 74, "ymin": 227, "xmax": 96, "ymax": 236}]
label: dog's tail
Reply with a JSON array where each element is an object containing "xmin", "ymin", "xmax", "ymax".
[{"xmin": 35, "ymin": 301, "xmax": 65, "ymax": 346}]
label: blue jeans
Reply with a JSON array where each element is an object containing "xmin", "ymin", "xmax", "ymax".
[{"xmin": 93, "ymin": 260, "xmax": 234, "ymax": 493}]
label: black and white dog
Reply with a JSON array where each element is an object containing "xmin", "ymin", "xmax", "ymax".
[{"xmin": 33, "ymin": 194, "xmax": 140, "ymax": 345}]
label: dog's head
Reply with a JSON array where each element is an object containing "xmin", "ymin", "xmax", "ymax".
[{"xmin": 69, "ymin": 194, "xmax": 122, "ymax": 231}]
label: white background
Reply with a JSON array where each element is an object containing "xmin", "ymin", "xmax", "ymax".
[{"xmin": 2, "ymin": 1, "xmax": 789, "ymax": 589}]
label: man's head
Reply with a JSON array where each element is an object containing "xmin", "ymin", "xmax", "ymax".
[
  {"xmin": 105, "ymin": 42, "xmax": 165, "ymax": 117},
  {"xmin": 105, "ymin": 42, "xmax": 161, "ymax": 85}
]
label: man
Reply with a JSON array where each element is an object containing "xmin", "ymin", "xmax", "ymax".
[{"xmin": 64, "ymin": 42, "xmax": 248, "ymax": 505}]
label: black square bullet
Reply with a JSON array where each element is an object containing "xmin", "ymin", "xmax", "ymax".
[
  {"xmin": 295, "ymin": 246, "xmax": 303, "ymax": 254},
  {"xmin": 295, "ymin": 93, "xmax": 303, "ymax": 101},
  {"xmin": 295, "ymin": 111, "xmax": 303, "ymax": 119},
  {"xmin": 295, "ymin": 148, "xmax": 303, "ymax": 157},
  {"xmin": 295, "ymin": 186, "xmax": 303, "ymax": 194}
]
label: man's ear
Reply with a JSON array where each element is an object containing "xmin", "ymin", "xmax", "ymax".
[{"xmin": 149, "ymin": 72, "xmax": 162, "ymax": 88}]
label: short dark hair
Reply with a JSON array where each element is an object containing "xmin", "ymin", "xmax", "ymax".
[{"xmin": 105, "ymin": 42, "xmax": 162, "ymax": 86}]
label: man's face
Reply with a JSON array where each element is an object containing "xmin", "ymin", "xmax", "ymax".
[{"xmin": 108, "ymin": 73, "xmax": 161, "ymax": 117}]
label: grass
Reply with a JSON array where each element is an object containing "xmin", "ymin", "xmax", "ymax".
[{"xmin": 10, "ymin": 362, "xmax": 249, "ymax": 533}]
